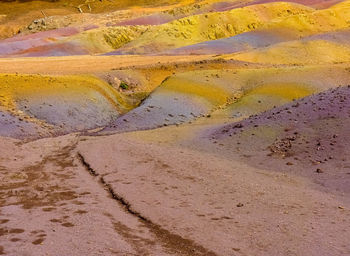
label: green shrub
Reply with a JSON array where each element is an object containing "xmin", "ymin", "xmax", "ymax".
[{"xmin": 120, "ymin": 81, "xmax": 129, "ymax": 90}]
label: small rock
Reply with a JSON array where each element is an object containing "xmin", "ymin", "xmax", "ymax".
[
  {"xmin": 236, "ymin": 203, "xmax": 244, "ymax": 207},
  {"xmin": 316, "ymin": 168, "xmax": 323, "ymax": 173}
]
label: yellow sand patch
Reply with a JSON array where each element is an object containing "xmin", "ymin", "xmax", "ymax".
[
  {"xmin": 122, "ymin": 2, "xmax": 313, "ymax": 53},
  {"xmin": 264, "ymin": 4, "xmax": 350, "ymax": 35},
  {"xmin": 74, "ymin": 26, "xmax": 149, "ymax": 53},
  {"xmin": 40, "ymin": 0, "xmax": 350, "ymax": 55},
  {"xmin": 330, "ymin": 0, "xmax": 350, "ymax": 9},
  {"xmin": 161, "ymin": 76, "xmax": 232, "ymax": 105},
  {"xmin": 231, "ymin": 40, "xmax": 350, "ymax": 64},
  {"xmin": 212, "ymin": 82, "xmax": 315, "ymax": 122},
  {"xmin": 0, "ymin": 74, "xmax": 133, "ymax": 118},
  {"xmin": 245, "ymin": 83, "xmax": 314, "ymax": 100}
]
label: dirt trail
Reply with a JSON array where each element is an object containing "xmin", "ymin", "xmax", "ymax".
[
  {"xmin": 0, "ymin": 134, "xmax": 206, "ymax": 256},
  {"xmin": 77, "ymin": 131, "xmax": 350, "ymax": 256}
]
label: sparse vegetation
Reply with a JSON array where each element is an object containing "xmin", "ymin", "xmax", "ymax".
[{"xmin": 120, "ymin": 81, "xmax": 129, "ymax": 90}]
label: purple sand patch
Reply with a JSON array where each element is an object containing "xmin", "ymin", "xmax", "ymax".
[
  {"xmin": 0, "ymin": 110, "xmax": 46, "ymax": 139},
  {"xmin": 3, "ymin": 27, "xmax": 80, "ymax": 43},
  {"xmin": 201, "ymin": 86, "xmax": 350, "ymax": 197},
  {"xmin": 18, "ymin": 98, "xmax": 119, "ymax": 133},
  {"xmin": 210, "ymin": 0, "xmax": 342, "ymax": 11},
  {"xmin": 11, "ymin": 42, "xmax": 89, "ymax": 57},
  {"xmin": 161, "ymin": 30, "xmax": 298, "ymax": 55},
  {"xmin": 249, "ymin": 0, "xmax": 342, "ymax": 8},
  {"xmin": 302, "ymin": 28, "xmax": 350, "ymax": 45},
  {"xmin": 207, "ymin": 86, "xmax": 350, "ymax": 195},
  {"xmin": 0, "ymin": 27, "xmax": 81, "ymax": 56},
  {"xmin": 0, "ymin": 38, "xmax": 46, "ymax": 56},
  {"xmin": 211, "ymin": 86, "xmax": 350, "ymax": 168},
  {"xmin": 213, "ymin": 86, "xmax": 350, "ymax": 138},
  {"xmin": 83, "ymin": 24, "xmax": 99, "ymax": 31},
  {"xmin": 103, "ymin": 29, "xmax": 297, "ymax": 56},
  {"xmin": 210, "ymin": 1, "xmax": 253, "ymax": 12},
  {"xmin": 103, "ymin": 51, "xmax": 124, "ymax": 56},
  {"xmin": 100, "ymin": 91, "xmax": 210, "ymax": 134}
]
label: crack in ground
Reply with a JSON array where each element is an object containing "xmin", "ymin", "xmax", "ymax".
[
  {"xmin": 99, "ymin": 176, "xmax": 149, "ymax": 222},
  {"xmin": 77, "ymin": 152, "xmax": 218, "ymax": 256},
  {"xmin": 77, "ymin": 153, "xmax": 98, "ymax": 176}
]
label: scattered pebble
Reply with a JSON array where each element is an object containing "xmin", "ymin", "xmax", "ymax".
[{"xmin": 316, "ymin": 168, "xmax": 323, "ymax": 173}]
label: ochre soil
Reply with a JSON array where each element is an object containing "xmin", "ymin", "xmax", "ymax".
[{"xmin": 1, "ymin": 1, "xmax": 350, "ymax": 255}]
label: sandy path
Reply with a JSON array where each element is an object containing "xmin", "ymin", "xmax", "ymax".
[
  {"xmin": 0, "ymin": 134, "xmax": 184, "ymax": 256},
  {"xmin": 78, "ymin": 131, "xmax": 350, "ymax": 256}
]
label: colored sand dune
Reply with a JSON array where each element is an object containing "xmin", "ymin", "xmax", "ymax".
[
  {"xmin": 1, "ymin": 1, "xmax": 350, "ymax": 256},
  {"xmin": 0, "ymin": 74, "xmax": 132, "ymax": 137},
  {"xmin": 210, "ymin": 86, "xmax": 350, "ymax": 193},
  {"xmin": 163, "ymin": 29, "xmax": 299, "ymax": 55},
  {"xmin": 107, "ymin": 2, "xmax": 313, "ymax": 54},
  {"xmin": 2, "ymin": 0, "xmax": 350, "ymax": 58},
  {"xmin": 0, "ymin": 27, "xmax": 80, "ymax": 56},
  {"xmin": 232, "ymin": 39, "xmax": 350, "ymax": 64},
  {"xmin": 101, "ymin": 65, "xmax": 350, "ymax": 134}
]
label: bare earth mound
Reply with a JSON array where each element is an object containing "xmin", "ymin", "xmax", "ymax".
[
  {"xmin": 210, "ymin": 85, "xmax": 350, "ymax": 195},
  {"xmin": 1, "ymin": 0, "xmax": 350, "ymax": 255}
]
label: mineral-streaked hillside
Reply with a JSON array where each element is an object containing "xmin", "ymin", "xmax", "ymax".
[{"xmin": 0, "ymin": 1, "xmax": 350, "ymax": 255}]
